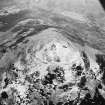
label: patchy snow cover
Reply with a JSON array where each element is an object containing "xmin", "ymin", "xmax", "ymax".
[{"xmin": 0, "ymin": 28, "xmax": 104, "ymax": 105}]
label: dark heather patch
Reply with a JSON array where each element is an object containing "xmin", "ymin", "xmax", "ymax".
[
  {"xmin": 64, "ymin": 101, "xmax": 74, "ymax": 105},
  {"xmin": 3, "ymin": 78, "xmax": 9, "ymax": 88},
  {"xmin": 95, "ymin": 54, "xmax": 105, "ymax": 71},
  {"xmin": 80, "ymin": 88, "xmax": 105, "ymax": 105},
  {"xmin": 42, "ymin": 66, "xmax": 65, "ymax": 85},
  {"xmin": 98, "ymin": 84, "xmax": 102, "ymax": 89},
  {"xmin": 1, "ymin": 91, "xmax": 8, "ymax": 99},
  {"xmin": 47, "ymin": 101, "xmax": 54, "ymax": 105},
  {"xmin": 0, "ymin": 46, "xmax": 7, "ymax": 59},
  {"xmin": 95, "ymin": 54, "xmax": 105, "ymax": 84},
  {"xmin": 71, "ymin": 63, "xmax": 83, "ymax": 76},
  {"xmin": 81, "ymin": 51, "xmax": 90, "ymax": 70},
  {"xmin": 78, "ymin": 76, "xmax": 86, "ymax": 88},
  {"xmin": 102, "ymin": 71, "xmax": 105, "ymax": 84},
  {"xmin": 93, "ymin": 89, "xmax": 105, "ymax": 105},
  {"xmin": 76, "ymin": 65, "xmax": 83, "ymax": 76},
  {"xmin": 58, "ymin": 84, "xmax": 69, "ymax": 91},
  {"xmin": 42, "ymin": 73, "xmax": 56, "ymax": 85},
  {"xmin": 57, "ymin": 102, "xmax": 63, "ymax": 105},
  {"xmin": 53, "ymin": 66, "xmax": 65, "ymax": 83}
]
